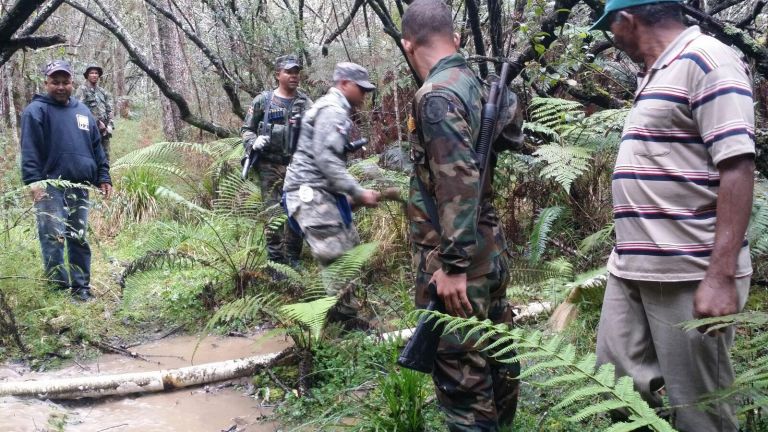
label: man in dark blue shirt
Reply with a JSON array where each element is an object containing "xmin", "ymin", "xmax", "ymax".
[{"xmin": 20, "ymin": 60, "xmax": 112, "ymax": 301}]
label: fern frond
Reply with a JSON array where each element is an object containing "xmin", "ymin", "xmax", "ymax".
[
  {"xmin": 528, "ymin": 206, "xmax": 563, "ymax": 265},
  {"xmin": 279, "ymin": 296, "xmax": 338, "ymax": 339},
  {"xmin": 534, "ymin": 144, "xmax": 593, "ymax": 192},
  {"xmin": 580, "ymin": 223, "xmax": 615, "ymax": 254},
  {"xmin": 416, "ymin": 312, "xmax": 673, "ymax": 430}
]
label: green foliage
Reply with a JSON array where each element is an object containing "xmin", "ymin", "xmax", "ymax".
[
  {"xmin": 423, "ymin": 313, "xmax": 674, "ymax": 431},
  {"xmin": 206, "ymin": 242, "xmax": 380, "ymax": 342},
  {"xmin": 528, "ymin": 206, "xmax": 563, "ymax": 264},
  {"xmin": 524, "ymin": 97, "xmax": 627, "ymax": 193},
  {"xmin": 357, "ymin": 358, "xmax": 433, "ymax": 432},
  {"xmin": 749, "ymin": 191, "xmax": 768, "ymax": 259},
  {"xmin": 534, "ymin": 144, "xmax": 594, "ymax": 192}
]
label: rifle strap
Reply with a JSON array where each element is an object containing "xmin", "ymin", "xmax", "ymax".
[{"xmin": 416, "ymin": 174, "xmax": 441, "ymax": 234}]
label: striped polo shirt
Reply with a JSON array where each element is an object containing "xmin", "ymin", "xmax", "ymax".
[{"xmin": 608, "ymin": 26, "xmax": 755, "ymax": 282}]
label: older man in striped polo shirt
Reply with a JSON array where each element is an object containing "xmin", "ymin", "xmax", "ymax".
[{"xmin": 591, "ymin": 0, "xmax": 756, "ymax": 430}]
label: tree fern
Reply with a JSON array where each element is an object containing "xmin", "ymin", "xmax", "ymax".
[{"xmin": 417, "ymin": 314, "xmax": 676, "ymax": 431}]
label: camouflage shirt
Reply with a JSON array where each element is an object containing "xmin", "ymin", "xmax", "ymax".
[
  {"xmin": 75, "ymin": 84, "xmax": 113, "ymax": 124},
  {"xmin": 241, "ymin": 90, "xmax": 312, "ymax": 164},
  {"xmin": 283, "ymin": 87, "xmax": 365, "ymax": 199},
  {"xmin": 408, "ymin": 54, "xmax": 519, "ymax": 277}
]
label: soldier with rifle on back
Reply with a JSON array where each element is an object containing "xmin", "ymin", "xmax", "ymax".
[
  {"xmin": 241, "ymin": 54, "xmax": 312, "ymax": 269},
  {"xmin": 398, "ymin": 0, "xmax": 524, "ymax": 430},
  {"xmin": 75, "ymin": 64, "xmax": 114, "ymax": 162}
]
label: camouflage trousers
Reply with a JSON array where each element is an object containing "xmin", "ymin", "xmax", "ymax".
[
  {"xmin": 258, "ymin": 161, "xmax": 303, "ymax": 264},
  {"xmin": 415, "ymin": 253, "xmax": 520, "ymax": 432},
  {"xmin": 285, "ymin": 187, "xmax": 360, "ymax": 317}
]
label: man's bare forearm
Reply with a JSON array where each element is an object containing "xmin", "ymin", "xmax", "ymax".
[{"xmin": 708, "ymin": 154, "xmax": 755, "ymax": 278}]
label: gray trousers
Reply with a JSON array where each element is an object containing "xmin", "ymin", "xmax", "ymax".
[{"xmin": 596, "ymin": 274, "xmax": 750, "ymax": 432}]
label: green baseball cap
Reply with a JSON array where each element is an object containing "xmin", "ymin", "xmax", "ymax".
[{"xmin": 590, "ymin": 0, "xmax": 681, "ymax": 31}]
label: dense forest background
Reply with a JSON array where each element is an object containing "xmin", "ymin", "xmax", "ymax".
[{"xmin": 1, "ymin": 0, "xmax": 768, "ymax": 431}]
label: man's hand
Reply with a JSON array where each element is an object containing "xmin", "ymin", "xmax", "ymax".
[
  {"xmin": 252, "ymin": 135, "xmax": 270, "ymax": 151},
  {"xmin": 430, "ymin": 269, "xmax": 472, "ymax": 318},
  {"xmin": 693, "ymin": 274, "xmax": 740, "ymax": 336},
  {"xmin": 99, "ymin": 183, "xmax": 113, "ymax": 199},
  {"xmin": 357, "ymin": 189, "xmax": 380, "ymax": 208},
  {"xmin": 98, "ymin": 120, "xmax": 106, "ymax": 132},
  {"xmin": 30, "ymin": 186, "xmax": 46, "ymax": 202}
]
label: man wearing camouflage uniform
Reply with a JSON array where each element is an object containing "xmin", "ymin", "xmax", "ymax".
[
  {"xmin": 241, "ymin": 55, "xmax": 312, "ymax": 268},
  {"xmin": 401, "ymin": 1, "xmax": 524, "ymax": 430},
  {"xmin": 75, "ymin": 64, "xmax": 114, "ymax": 161},
  {"xmin": 283, "ymin": 62, "xmax": 380, "ymax": 324}
]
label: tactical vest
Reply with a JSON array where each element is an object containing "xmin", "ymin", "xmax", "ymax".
[{"xmin": 258, "ymin": 91, "xmax": 310, "ymax": 164}]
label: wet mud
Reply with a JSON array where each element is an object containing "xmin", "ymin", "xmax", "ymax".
[{"xmin": 0, "ymin": 332, "xmax": 292, "ymax": 432}]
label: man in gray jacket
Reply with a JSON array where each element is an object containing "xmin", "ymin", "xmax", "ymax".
[{"xmin": 283, "ymin": 62, "xmax": 380, "ymax": 325}]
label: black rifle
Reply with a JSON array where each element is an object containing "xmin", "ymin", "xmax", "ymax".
[
  {"xmin": 345, "ymin": 138, "xmax": 368, "ymax": 153},
  {"xmin": 241, "ymin": 91, "xmax": 274, "ymax": 180},
  {"xmin": 397, "ymin": 62, "xmax": 511, "ymax": 374}
]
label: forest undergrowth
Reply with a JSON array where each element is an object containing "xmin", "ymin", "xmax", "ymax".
[{"xmin": 1, "ymin": 106, "xmax": 768, "ymax": 432}]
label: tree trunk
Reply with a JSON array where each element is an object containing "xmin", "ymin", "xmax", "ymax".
[
  {"xmin": 0, "ymin": 352, "xmax": 283, "ymax": 399},
  {"xmin": 113, "ymin": 39, "xmax": 129, "ymax": 119},
  {"xmin": 3, "ymin": 62, "xmax": 18, "ymax": 147},
  {"xmin": 146, "ymin": 6, "xmax": 179, "ymax": 140}
]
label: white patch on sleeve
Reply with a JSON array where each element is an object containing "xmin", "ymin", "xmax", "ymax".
[{"xmin": 76, "ymin": 114, "xmax": 90, "ymax": 131}]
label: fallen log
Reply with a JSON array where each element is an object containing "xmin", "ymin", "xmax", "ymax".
[{"xmin": 0, "ymin": 352, "xmax": 286, "ymax": 400}]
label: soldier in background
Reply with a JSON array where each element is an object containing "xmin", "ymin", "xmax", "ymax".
[
  {"xmin": 283, "ymin": 62, "xmax": 380, "ymax": 327},
  {"xmin": 242, "ymin": 54, "xmax": 312, "ymax": 269},
  {"xmin": 401, "ymin": 0, "xmax": 524, "ymax": 429},
  {"xmin": 75, "ymin": 64, "xmax": 114, "ymax": 161}
]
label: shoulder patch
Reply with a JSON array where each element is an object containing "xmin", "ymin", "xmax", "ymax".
[{"xmin": 423, "ymin": 95, "xmax": 450, "ymax": 124}]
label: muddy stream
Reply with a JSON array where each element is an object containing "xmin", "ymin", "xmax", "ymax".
[{"xmin": 0, "ymin": 332, "xmax": 292, "ymax": 432}]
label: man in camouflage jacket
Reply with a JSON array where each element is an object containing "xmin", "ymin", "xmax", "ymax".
[
  {"xmin": 75, "ymin": 64, "xmax": 114, "ymax": 161},
  {"xmin": 401, "ymin": 1, "xmax": 524, "ymax": 430},
  {"xmin": 283, "ymin": 62, "xmax": 380, "ymax": 325},
  {"xmin": 241, "ymin": 55, "xmax": 312, "ymax": 268}
]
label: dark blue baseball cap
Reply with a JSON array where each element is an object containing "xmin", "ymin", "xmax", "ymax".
[{"xmin": 44, "ymin": 60, "xmax": 73, "ymax": 77}]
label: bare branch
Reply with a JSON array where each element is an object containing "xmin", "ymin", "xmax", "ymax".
[
  {"xmin": 0, "ymin": 0, "xmax": 46, "ymax": 41},
  {"xmin": 143, "ymin": 0, "xmax": 246, "ymax": 118},
  {"xmin": 683, "ymin": 4, "xmax": 768, "ymax": 78},
  {"xmin": 321, "ymin": 0, "xmax": 364, "ymax": 57},
  {"xmin": 736, "ymin": 0, "xmax": 766, "ymax": 28},
  {"xmin": 506, "ymin": 0, "xmax": 581, "ymax": 84},
  {"xmin": 66, "ymin": 0, "xmax": 235, "ymax": 137},
  {"xmin": 0, "ymin": 0, "xmax": 65, "ymax": 66},
  {"xmin": 2, "ymin": 34, "xmax": 66, "ymax": 50},
  {"xmin": 366, "ymin": 0, "xmax": 421, "ymax": 86}
]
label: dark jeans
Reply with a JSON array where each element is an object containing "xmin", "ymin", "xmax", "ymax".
[{"xmin": 34, "ymin": 186, "xmax": 91, "ymax": 290}]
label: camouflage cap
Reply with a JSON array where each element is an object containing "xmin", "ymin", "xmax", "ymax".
[
  {"xmin": 83, "ymin": 64, "xmax": 104, "ymax": 78},
  {"xmin": 333, "ymin": 62, "xmax": 375, "ymax": 91},
  {"xmin": 44, "ymin": 60, "xmax": 72, "ymax": 77},
  {"xmin": 275, "ymin": 54, "xmax": 302, "ymax": 71}
]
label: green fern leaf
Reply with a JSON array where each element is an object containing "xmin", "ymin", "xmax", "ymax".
[
  {"xmin": 569, "ymin": 400, "xmax": 628, "ymax": 422},
  {"xmin": 528, "ymin": 206, "xmax": 563, "ymax": 265}
]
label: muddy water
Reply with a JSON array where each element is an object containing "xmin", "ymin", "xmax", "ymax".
[{"xmin": 0, "ymin": 332, "xmax": 292, "ymax": 432}]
